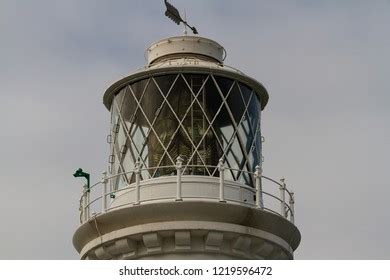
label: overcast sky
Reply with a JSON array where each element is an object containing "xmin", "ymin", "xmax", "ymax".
[{"xmin": 1, "ymin": 0, "xmax": 389, "ymax": 259}]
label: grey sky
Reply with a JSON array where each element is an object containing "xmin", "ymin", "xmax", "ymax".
[{"xmin": 0, "ymin": 0, "xmax": 389, "ymax": 259}]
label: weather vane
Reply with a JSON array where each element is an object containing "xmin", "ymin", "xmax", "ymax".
[{"xmin": 164, "ymin": 0, "xmax": 198, "ymax": 35}]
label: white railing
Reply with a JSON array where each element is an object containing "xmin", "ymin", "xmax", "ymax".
[{"xmin": 78, "ymin": 158, "xmax": 295, "ymax": 225}]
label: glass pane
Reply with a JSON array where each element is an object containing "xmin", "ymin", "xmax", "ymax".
[
  {"xmin": 141, "ymin": 169, "xmax": 150, "ymax": 181},
  {"xmin": 122, "ymin": 149, "xmax": 135, "ymax": 182},
  {"xmin": 253, "ymin": 119, "xmax": 261, "ymax": 161},
  {"xmin": 217, "ymin": 122, "xmax": 234, "ymax": 152},
  {"xmin": 215, "ymin": 76, "xmax": 234, "ymax": 97},
  {"xmin": 212, "ymin": 76, "xmax": 236, "ymax": 159},
  {"xmin": 110, "ymin": 101, "xmax": 116, "ymax": 126},
  {"xmin": 213, "ymin": 76, "xmax": 233, "ymax": 121},
  {"xmin": 115, "ymin": 88, "xmax": 126, "ymax": 111},
  {"xmin": 183, "ymin": 100, "xmax": 205, "ymax": 148},
  {"xmin": 191, "ymin": 137, "xmax": 218, "ymax": 175},
  {"xmin": 247, "ymin": 145, "xmax": 260, "ymax": 172},
  {"xmin": 237, "ymin": 164, "xmax": 251, "ymax": 185},
  {"xmin": 154, "ymin": 74, "xmax": 179, "ymax": 96},
  {"xmin": 166, "ymin": 126, "xmax": 193, "ymax": 163},
  {"xmin": 141, "ymin": 78, "xmax": 164, "ymax": 124},
  {"xmin": 166, "ymin": 75, "xmax": 192, "ymax": 120},
  {"xmin": 201, "ymin": 130, "xmax": 220, "ymax": 166},
  {"xmin": 247, "ymin": 92, "xmax": 260, "ymax": 133},
  {"xmin": 139, "ymin": 126, "xmax": 149, "ymax": 164},
  {"xmin": 225, "ymin": 134, "xmax": 245, "ymax": 179},
  {"xmin": 245, "ymin": 89, "xmax": 262, "ymax": 175},
  {"xmin": 233, "ymin": 136, "xmax": 247, "ymax": 170},
  {"xmin": 237, "ymin": 116, "xmax": 254, "ymax": 155},
  {"xmin": 131, "ymin": 124, "xmax": 146, "ymax": 154},
  {"xmin": 153, "ymin": 153, "xmax": 175, "ymax": 177},
  {"xmin": 238, "ymin": 83, "xmax": 252, "ymax": 106},
  {"xmin": 226, "ymin": 82, "xmax": 245, "ymax": 125},
  {"xmin": 116, "ymin": 122, "xmax": 126, "ymax": 151},
  {"xmin": 130, "ymin": 79, "xmax": 149, "ymax": 101},
  {"xmin": 205, "ymin": 77, "xmax": 224, "ymax": 121},
  {"xmin": 224, "ymin": 168, "xmax": 235, "ymax": 181},
  {"xmin": 148, "ymin": 128, "xmax": 173, "ymax": 168},
  {"xmin": 115, "ymin": 167, "xmax": 128, "ymax": 190},
  {"xmin": 121, "ymin": 86, "xmax": 137, "ymax": 123},
  {"xmin": 112, "ymin": 154, "xmax": 119, "ymax": 181}
]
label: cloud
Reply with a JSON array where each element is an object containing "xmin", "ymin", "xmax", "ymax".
[{"xmin": 0, "ymin": 0, "xmax": 389, "ymax": 259}]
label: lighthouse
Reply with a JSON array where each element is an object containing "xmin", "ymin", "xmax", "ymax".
[{"xmin": 73, "ymin": 8, "xmax": 300, "ymax": 260}]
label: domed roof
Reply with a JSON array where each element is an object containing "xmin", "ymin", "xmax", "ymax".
[{"xmin": 103, "ymin": 36, "xmax": 269, "ymax": 111}]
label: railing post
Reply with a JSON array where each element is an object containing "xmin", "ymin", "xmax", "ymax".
[
  {"xmin": 84, "ymin": 184, "xmax": 90, "ymax": 221},
  {"xmin": 255, "ymin": 165, "xmax": 264, "ymax": 209},
  {"xmin": 176, "ymin": 156, "xmax": 183, "ymax": 201},
  {"xmin": 80, "ymin": 191, "xmax": 85, "ymax": 223},
  {"xmin": 218, "ymin": 158, "xmax": 226, "ymax": 202},
  {"xmin": 280, "ymin": 178, "xmax": 286, "ymax": 218},
  {"xmin": 289, "ymin": 192, "xmax": 295, "ymax": 224},
  {"xmin": 134, "ymin": 161, "xmax": 140, "ymax": 205},
  {"xmin": 101, "ymin": 171, "xmax": 108, "ymax": 213}
]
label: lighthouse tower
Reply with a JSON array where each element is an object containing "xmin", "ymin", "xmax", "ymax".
[{"xmin": 72, "ymin": 34, "xmax": 301, "ymax": 259}]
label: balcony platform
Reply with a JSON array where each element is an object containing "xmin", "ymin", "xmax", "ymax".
[{"xmin": 73, "ymin": 176, "xmax": 300, "ymax": 260}]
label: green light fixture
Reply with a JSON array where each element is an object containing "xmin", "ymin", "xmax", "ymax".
[{"xmin": 73, "ymin": 168, "xmax": 90, "ymax": 191}]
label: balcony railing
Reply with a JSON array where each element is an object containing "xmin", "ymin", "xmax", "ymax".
[{"xmin": 78, "ymin": 158, "xmax": 295, "ymax": 225}]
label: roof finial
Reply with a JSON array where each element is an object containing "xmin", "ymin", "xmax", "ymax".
[
  {"xmin": 164, "ymin": 0, "xmax": 198, "ymax": 35},
  {"xmin": 183, "ymin": 9, "xmax": 188, "ymax": 36}
]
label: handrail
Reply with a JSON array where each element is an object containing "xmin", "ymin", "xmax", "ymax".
[{"xmin": 77, "ymin": 163, "xmax": 296, "ymax": 225}]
